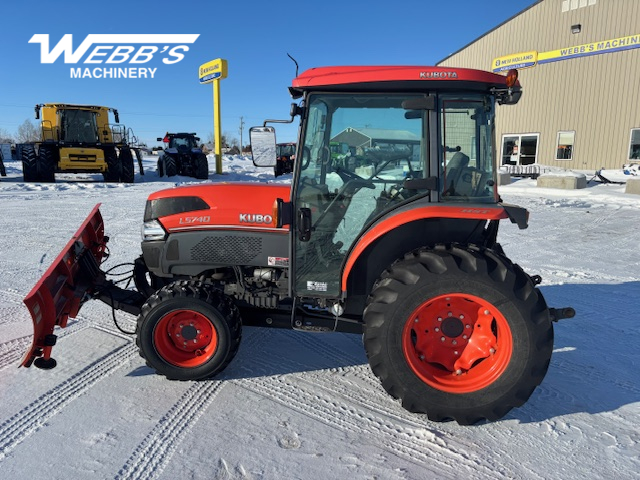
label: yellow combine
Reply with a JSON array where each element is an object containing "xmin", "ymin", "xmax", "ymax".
[{"xmin": 21, "ymin": 103, "xmax": 142, "ymax": 183}]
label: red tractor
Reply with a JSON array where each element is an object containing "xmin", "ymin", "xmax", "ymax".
[
  {"xmin": 274, "ymin": 142, "xmax": 296, "ymax": 177},
  {"xmin": 22, "ymin": 65, "xmax": 574, "ymax": 424}
]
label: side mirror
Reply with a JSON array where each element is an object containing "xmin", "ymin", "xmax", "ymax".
[{"xmin": 250, "ymin": 126, "xmax": 277, "ymax": 167}]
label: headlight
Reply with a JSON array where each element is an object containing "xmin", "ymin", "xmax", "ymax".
[{"xmin": 141, "ymin": 220, "xmax": 166, "ymax": 241}]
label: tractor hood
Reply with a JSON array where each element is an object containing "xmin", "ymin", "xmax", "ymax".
[{"xmin": 144, "ymin": 182, "xmax": 292, "ymax": 232}]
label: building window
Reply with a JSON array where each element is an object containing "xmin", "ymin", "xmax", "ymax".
[
  {"xmin": 556, "ymin": 131, "xmax": 575, "ymax": 160},
  {"xmin": 629, "ymin": 129, "xmax": 640, "ymax": 160},
  {"xmin": 501, "ymin": 134, "xmax": 539, "ymax": 166}
]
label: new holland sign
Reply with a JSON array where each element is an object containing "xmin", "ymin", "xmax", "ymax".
[{"xmin": 199, "ymin": 58, "xmax": 227, "ymax": 84}]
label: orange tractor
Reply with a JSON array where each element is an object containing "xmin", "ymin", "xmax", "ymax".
[
  {"xmin": 274, "ymin": 142, "xmax": 296, "ymax": 177},
  {"xmin": 21, "ymin": 65, "xmax": 574, "ymax": 424}
]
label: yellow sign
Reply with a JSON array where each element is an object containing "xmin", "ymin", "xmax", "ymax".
[
  {"xmin": 492, "ymin": 33, "xmax": 640, "ymax": 72},
  {"xmin": 492, "ymin": 51, "xmax": 537, "ymax": 72},
  {"xmin": 199, "ymin": 58, "xmax": 228, "ymax": 174},
  {"xmin": 199, "ymin": 58, "xmax": 228, "ymax": 84}
]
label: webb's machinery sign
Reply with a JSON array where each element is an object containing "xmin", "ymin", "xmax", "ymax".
[
  {"xmin": 493, "ymin": 33, "xmax": 640, "ymax": 72},
  {"xmin": 29, "ymin": 34, "xmax": 200, "ymax": 79}
]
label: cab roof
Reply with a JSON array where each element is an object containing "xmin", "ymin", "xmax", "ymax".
[{"xmin": 290, "ymin": 66, "xmax": 517, "ymax": 96}]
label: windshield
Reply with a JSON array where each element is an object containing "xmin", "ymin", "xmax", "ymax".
[
  {"xmin": 61, "ymin": 110, "xmax": 99, "ymax": 143},
  {"xmin": 277, "ymin": 144, "xmax": 295, "ymax": 157},
  {"xmin": 170, "ymin": 136, "xmax": 196, "ymax": 149}
]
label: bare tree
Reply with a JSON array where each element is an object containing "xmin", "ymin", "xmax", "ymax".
[
  {"xmin": 0, "ymin": 128, "xmax": 14, "ymax": 144},
  {"xmin": 16, "ymin": 120, "xmax": 40, "ymax": 143},
  {"xmin": 207, "ymin": 132, "xmax": 230, "ymax": 149}
]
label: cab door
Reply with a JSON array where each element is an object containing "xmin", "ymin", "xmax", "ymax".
[{"xmin": 292, "ymin": 93, "xmax": 429, "ymax": 299}]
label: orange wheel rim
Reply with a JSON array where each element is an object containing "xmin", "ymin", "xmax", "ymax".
[
  {"xmin": 154, "ymin": 309, "xmax": 218, "ymax": 368},
  {"xmin": 402, "ymin": 293, "xmax": 513, "ymax": 393}
]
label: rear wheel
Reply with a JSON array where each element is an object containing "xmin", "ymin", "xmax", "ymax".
[
  {"xmin": 195, "ymin": 153, "xmax": 208, "ymax": 179},
  {"xmin": 363, "ymin": 244, "xmax": 553, "ymax": 424},
  {"xmin": 21, "ymin": 145, "xmax": 38, "ymax": 182},
  {"xmin": 164, "ymin": 155, "xmax": 178, "ymax": 177},
  {"xmin": 136, "ymin": 281, "xmax": 242, "ymax": 380},
  {"xmin": 119, "ymin": 147, "xmax": 135, "ymax": 183}
]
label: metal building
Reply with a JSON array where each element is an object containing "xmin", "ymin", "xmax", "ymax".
[{"xmin": 437, "ymin": 0, "xmax": 640, "ymax": 173}]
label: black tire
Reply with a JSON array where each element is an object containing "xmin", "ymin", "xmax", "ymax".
[
  {"xmin": 363, "ymin": 244, "xmax": 553, "ymax": 425},
  {"xmin": 164, "ymin": 155, "xmax": 178, "ymax": 177},
  {"xmin": 195, "ymin": 153, "xmax": 208, "ymax": 179},
  {"xmin": 103, "ymin": 147, "xmax": 120, "ymax": 182},
  {"xmin": 37, "ymin": 145, "xmax": 56, "ymax": 183},
  {"xmin": 157, "ymin": 157, "xmax": 164, "ymax": 177},
  {"xmin": 136, "ymin": 280, "xmax": 242, "ymax": 380},
  {"xmin": 274, "ymin": 162, "xmax": 282, "ymax": 177},
  {"xmin": 21, "ymin": 145, "xmax": 39, "ymax": 182},
  {"xmin": 119, "ymin": 147, "xmax": 135, "ymax": 183}
]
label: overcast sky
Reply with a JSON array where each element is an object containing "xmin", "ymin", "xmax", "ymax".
[{"xmin": 0, "ymin": 0, "xmax": 536, "ymax": 146}]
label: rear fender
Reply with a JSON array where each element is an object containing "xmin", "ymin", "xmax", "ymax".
[
  {"xmin": 341, "ymin": 205, "xmax": 511, "ymax": 292},
  {"xmin": 21, "ymin": 204, "xmax": 107, "ymax": 368}
]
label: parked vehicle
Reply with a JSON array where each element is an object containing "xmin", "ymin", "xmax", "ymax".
[
  {"xmin": 21, "ymin": 103, "xmax": 142, "ymax": 183},
  {"xmin": 274, "ymin": 142, "xmax": 296, "ymax": 177},
  {"xmin": 156, "ymin": 132, "xmax": 208, "ymax": 179}
]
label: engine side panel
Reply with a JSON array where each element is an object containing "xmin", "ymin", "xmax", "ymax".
[{"xmin": 143, "ymin": 230, "xmax": 289, "ymax": 277}]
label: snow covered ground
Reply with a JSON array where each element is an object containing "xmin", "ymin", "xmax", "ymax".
[{"xmin": 0, "ymin": 155, "xmax": 639, "ymax": 479}]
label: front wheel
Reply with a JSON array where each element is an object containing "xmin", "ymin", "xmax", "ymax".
[
  {"xmin": 363, "ymin": 244, "xmax": 553, "ymax": 424},
  {"xmin": 136, "ymin": 281, "xmax": 242, "ymax": 380}
]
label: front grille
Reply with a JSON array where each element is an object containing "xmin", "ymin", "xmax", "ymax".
[{"xmin": 191, "ymin": 236, "xmax": 262, "ymax": 264}]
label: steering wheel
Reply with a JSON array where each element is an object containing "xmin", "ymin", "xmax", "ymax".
[{"xmin": 334, "ymin": 166, "xmax": 375, "ymax": 189}]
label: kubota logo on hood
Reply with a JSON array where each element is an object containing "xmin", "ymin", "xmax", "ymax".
[{"xmin": 239, "ymin": 213, "xmax": 273, "ymax": 224}]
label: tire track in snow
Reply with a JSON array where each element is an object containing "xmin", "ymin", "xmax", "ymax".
[
  {"xmin": 235, "ymin": 373, "xmax": 496, "ymax": 479},
  {"xmin": 0, "ymin": 335, "xmax": 38, "ymax": 370},
  {"xmin": 114, "ymin": 327, "xmax": 268, "ymax": 480},
  {"xmin": 0, "ymin": 342, "xmax": 137, "ymax": 459},
  {"xmin": 114, "ymin": 381, "xmax": 226, "ymax": 480},
  {"xmin": 0, "ymin": 312, "xmax": 131, "ymax": 372},
  {"xmin": 233, "ymin": 333, "xmax": 499, "ymax": 478}
]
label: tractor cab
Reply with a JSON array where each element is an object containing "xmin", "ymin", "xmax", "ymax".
[{"xmin": 252, "ymin": 66, "xmax": 521, "ymax": 299}]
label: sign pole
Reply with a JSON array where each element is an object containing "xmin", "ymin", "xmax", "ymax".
[
  {"xmin": 213, "ymin": 79, "xmax": 222, "ymax": 174},
  {"xmin": 198, "ymin": 58, "xmax": 228, "ymax": 175}
]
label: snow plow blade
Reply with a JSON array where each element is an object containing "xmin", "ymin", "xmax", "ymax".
[{"xmin": 21, "ymin": 204, "xmax": 107, "ymax": 369}]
